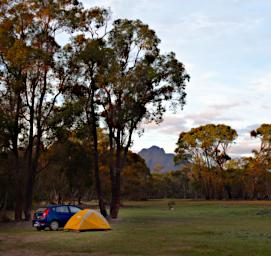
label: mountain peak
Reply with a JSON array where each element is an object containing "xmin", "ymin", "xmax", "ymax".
[
  {"xmin": 141, "ymin": 145, "xmax": 165, "ymax": 154},
  {"xmin": 138, "ymin": 145, "xmax": 185, "ymax": 173}
]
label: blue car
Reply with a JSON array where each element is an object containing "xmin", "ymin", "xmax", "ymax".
[{"xmin": 32, "ymin": 205, "xmax": 83, "ymax": 231}]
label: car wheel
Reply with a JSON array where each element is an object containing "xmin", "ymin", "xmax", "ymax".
[
  {"xmin": 49, "ymin": 221, "xmax": 59, "ymax": 231},
  {"xmin": 36, "ymin": 227, "xmax": 44, "ymax": 231}
]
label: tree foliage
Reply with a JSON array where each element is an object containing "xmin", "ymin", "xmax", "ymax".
[
  {"xmin": 175, "ymin": 124, "xmax": 237, "ymax": 199},
  {"xmin": 175, "ymin": 124, "xmax": 237, "ymax": 168}
]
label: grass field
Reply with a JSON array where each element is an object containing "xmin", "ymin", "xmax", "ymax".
[{"xmin": 1, "ymin": 200, "xmax": 271, "ymax": 256}]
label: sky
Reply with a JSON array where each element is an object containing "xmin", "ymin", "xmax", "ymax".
[{"xmin": 81, "ymin": 0, "xmax": 271, "ymax": 157}]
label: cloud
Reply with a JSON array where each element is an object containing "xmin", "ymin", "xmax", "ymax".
[
  {"xmin": 237, "ymin": 124, "xmax": 260, "ymax": 136},
  {"xmin": 183, "ymin": 102, "xmax": 241, "ymax": 126},
  {"xmin": 141, "ymin": 101, "xmax": 241, "ymax": 135},
  {"xmin": 157, "ymin": 12, "xmax": 263, "ymax": 44},
  {"xmin": 139, "ymin": 114, "xmax": 261, "ymax": 157},
  {"xmin": 209, "ymin": 102, "xmax": 240, "ymax": 110},
  {"xmin": 252, "ymin": 72, "xmax": 271, "ymax": 92},
  {"xmin": 184, "ymin": 111, "xmax": 222, "ymax": 125},
  {"xmin": 83, "ymin": 0, "xmax": 149, "ymax": 19},
  {"xmin": 229, "ymin": 136, "xmax": 260, "ymax": 157},
  {"xmin": 141, "ymin": 116, "xmax": 189, "ymax": 135},
  {"xmin": 262, "ymin": 104, "xmax": 271, "ymax": 110}
]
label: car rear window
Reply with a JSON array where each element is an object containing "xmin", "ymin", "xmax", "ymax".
[
  {"xmin": 69, "ymin": 206, "xmax": 82, "ymax": 213},
  {"xmin": 55, "ymin": 206, "xmax": 69, "ymax": 213}
]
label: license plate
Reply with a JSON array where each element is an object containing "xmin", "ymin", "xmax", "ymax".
[{"xmin": 34, "ymin": 222, "xmax": 40, "ymax": 227}]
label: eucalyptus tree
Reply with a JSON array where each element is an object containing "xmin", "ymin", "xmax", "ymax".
[
  {"xmin": 0, "ymin": 0, "xmax": 82, "ymax": 220},
  {"xmin": 175, "ymin": 124, "xmax": 237, "ymax": 168},
  {"xmin": 175, "ymin": 124, "xmax": 237, "ymax": 199},
  {"xmin": 99, "ymin": 19, "xmax": 190, "ymax": 218},
  {"xmin": 60, "ymin": 7, "xmax": 112, "ymax": 217},
  {"xmin": 62, "ymin": 13, "xmax": 189, "ymax": 218}
]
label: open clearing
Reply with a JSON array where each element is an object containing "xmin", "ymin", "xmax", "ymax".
[{"xmin": 1, "ymin": 200, "xmax": 271, "ymax": 256}]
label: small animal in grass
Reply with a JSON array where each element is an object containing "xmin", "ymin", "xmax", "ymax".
[{"xmin": 168, "ymin": 201, "xmax": 176, "ymax": 210}]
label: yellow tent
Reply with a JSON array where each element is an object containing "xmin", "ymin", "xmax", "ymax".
[{"xmin": 64, "ymin": 209, "xmax": 111, "ymax": 231}]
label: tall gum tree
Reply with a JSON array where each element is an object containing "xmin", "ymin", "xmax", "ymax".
[
  {"xmin": 62, "ymin": 15, "xmax": 189, "ymax": 218},
  {"xmin": 22, "ymin": 0, "xmax": 83, "ymax": 221},
  {"xmin": 60, "ymin": 7, "xmax": 111, "ymax": 217},
  {"xmin": 98, "ymin": 19, "xmax": 190, "ymax": 218}
]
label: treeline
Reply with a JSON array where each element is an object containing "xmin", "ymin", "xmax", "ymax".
[
  {"xmin": 0, "ymin": 0, "xmax": 189, "ymax": 220},
  {"xmin": 173, "ymin": 123, "xmax": 271, "ymax": 200}
]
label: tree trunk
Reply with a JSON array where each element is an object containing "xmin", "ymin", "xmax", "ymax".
[
  {"xmin": 14, "ymin": 155, "xmax": 23, "ymax": 220},
  {"xmin": 110, "ymin": 128, "xmax": 133, "ymax": 219},
  {"xmin": 90, "ymin": 91, "xmax": 107, "ymax": 218},
  {"xmin": 94, "ymin": 147, "xmax": 107, "ymax": 217},
  {"xmin": 24, "ymin": 174, "xmax": 33, "ymax": 221},
  {"xmin": 24, "ymin": 127, "xmax": 43, "ymax": 220},
  {"xmin": 225, "ymin": 185, "xmax": 232, "ymax": 199},
  {"xmin": 93, "ymin": 135, "xmax": 107, "ymax": 217},
  {"xmin": 13, "ymin": 95, "xmax": 23, "ymax": 221},
  {"xmin": 24, "ymin": 90, "xmax": 35, "ymax": 221},
  {"xmin": 108, "ymin": 128, "xmax": 117, "ymax": 218},
  {"xmin": 24, "ymin": 69, "xmax": 48, "ymax": 221},
  {"xmin": 14, "ymin": 177, "xmax": 23, "ymax": 221},
  {"xmin": 110, "ymin": 130, "xmax": 122, "ymax": 218},
  {"xmin": 77, "ymin": 195, "xmax": 81, "ymax": 205},
  {"xmin": 110, "ymin": 167, "xmax": 121, "ymax": 218},
  {"xmin": 58, "ymin": 193, "xmax": 62, "ymax": 204}
]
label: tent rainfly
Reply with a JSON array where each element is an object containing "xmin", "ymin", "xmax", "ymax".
[{"xmin": 64, "ymin": 209, "xmax": 111, "ymax": 231}]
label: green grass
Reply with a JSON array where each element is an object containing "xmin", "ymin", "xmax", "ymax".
[{"xmin": 1, "ymin": 200, "xmax": 271, "ymax": 255}]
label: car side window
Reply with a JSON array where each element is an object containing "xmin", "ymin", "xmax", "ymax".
[
  {"xmin": 55, "ymin": 206, "xmax": 69, "ymax": 213},
  {"xmin": 69, "ymin": 206, "xmax": 81, "ymax": 213}
]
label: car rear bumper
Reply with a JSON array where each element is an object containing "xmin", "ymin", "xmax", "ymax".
[{"xmin": 32, "ymin": 220, "xmax": 47, "ymax": 227}]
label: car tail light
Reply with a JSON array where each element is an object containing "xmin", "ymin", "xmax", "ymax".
[{"xmin": 42, "ymin": 208, "xmax": 50, "ymax": 219}]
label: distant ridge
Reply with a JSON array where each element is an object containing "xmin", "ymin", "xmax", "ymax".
[{"xmin": 138, "ymin": 145, "xmax": 186, "ymax": 173}]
